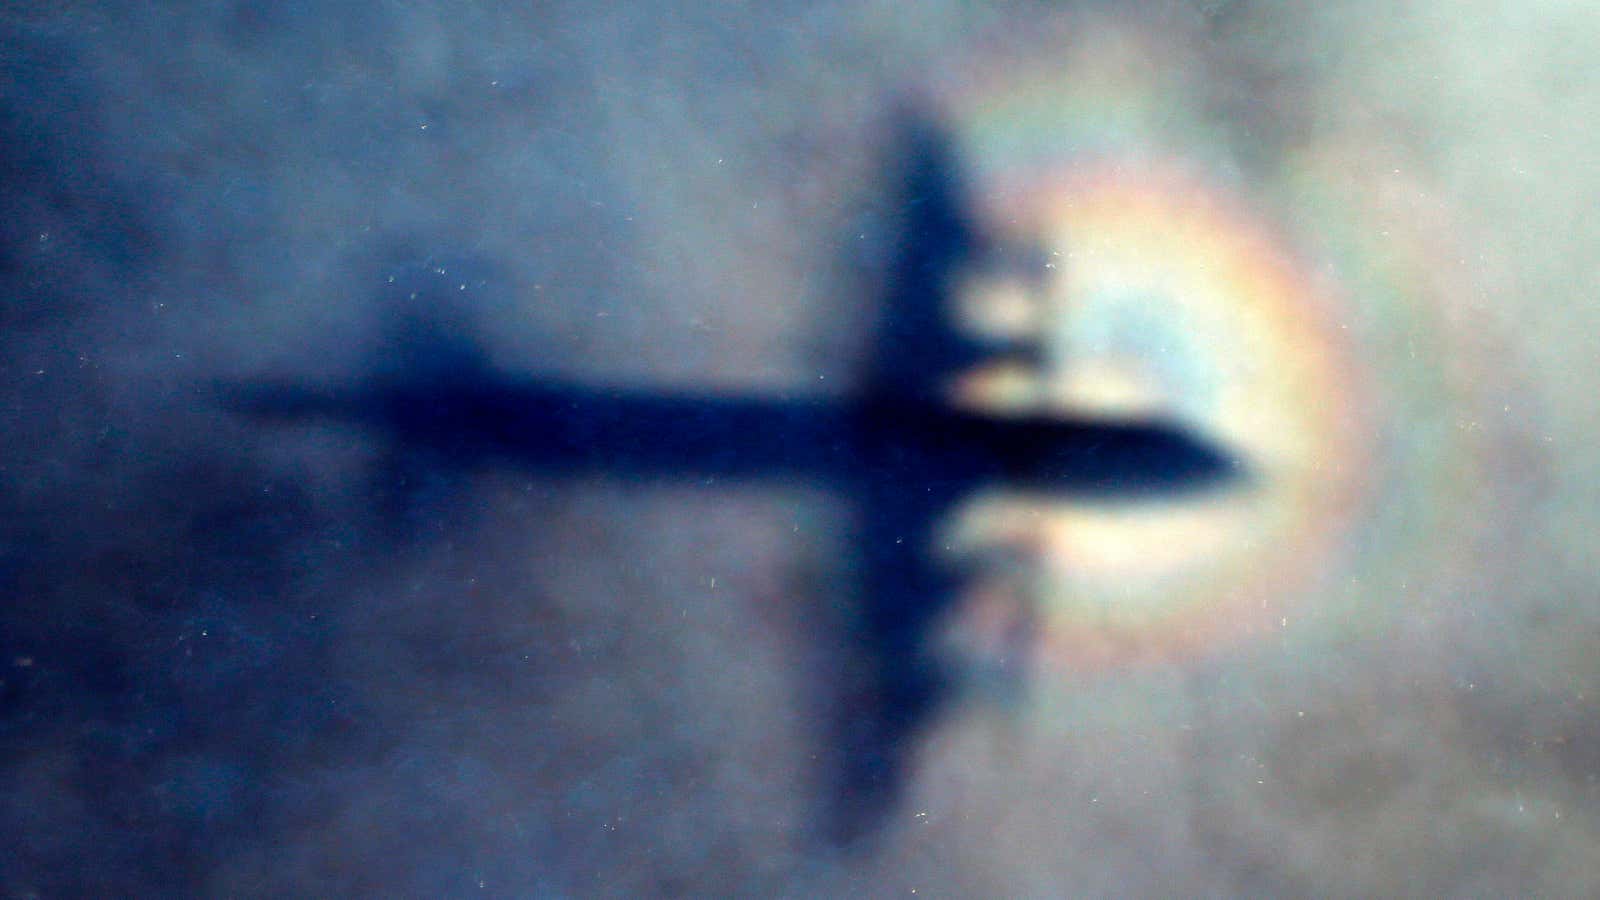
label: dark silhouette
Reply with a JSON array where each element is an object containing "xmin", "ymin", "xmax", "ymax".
[{"xmin": 225, "ymin": 115, "xmax": 1245, "ymax": 847}]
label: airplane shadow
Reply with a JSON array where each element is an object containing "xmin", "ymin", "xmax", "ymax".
[{"xmin": 226, "ymin": 112, "xmax": 1244, "ymax": 850}]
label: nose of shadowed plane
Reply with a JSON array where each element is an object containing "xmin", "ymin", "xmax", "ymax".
[{"xmin": 925, "ymin": 39, "xmax": 1379, "ymax": 680}]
